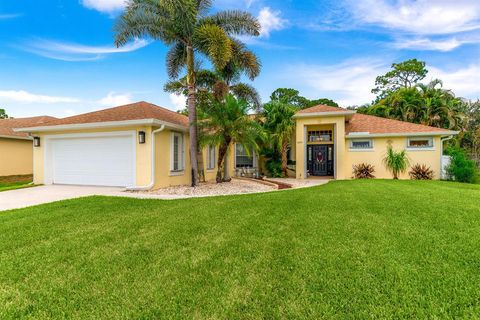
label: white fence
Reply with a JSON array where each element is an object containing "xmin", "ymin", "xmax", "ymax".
[{"xmin": 441, "ymin": 155, "xmax": 451, "ymax": 180}]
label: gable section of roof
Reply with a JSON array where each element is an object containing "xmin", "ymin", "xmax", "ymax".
[
  {"xmin": 0, "ymin": 116, "xmax": 57, "ymax": 139},
  {"xmin": 346, "ymin": 113, "xmax": 456, "ymax": 135},
  {"xmin": 24, "ymin": 101, "xmax": 189, "ymax": 129}
]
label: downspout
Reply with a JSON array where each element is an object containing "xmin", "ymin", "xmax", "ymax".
[
  {"xmin": 127, "ymin": 125, "xmax": 166, "ymax": 191},
  {"xmin": 440, "ymin": 135, "xmax": 454, "ymax": 179}
]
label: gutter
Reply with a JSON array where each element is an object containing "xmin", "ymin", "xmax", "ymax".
[{"xmin": 127, "ymin": 125, "xmax": 166, "ymax": 191}]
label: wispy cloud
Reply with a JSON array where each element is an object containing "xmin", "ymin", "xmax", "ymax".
[
  {"xmin": 345, "ymin": 0, "xmax": 480, "ymax": 35},
  {"xmin": 0, "ymin": 90, "xmax": 80, "ymax": 104},
  {"xmin": 81, "ymin": 0, "xmax": 127, "ymax": 14},
  {"xmin": 0, "ymin": 13, "xmax": 22, "ymax": 20},
  {"xmin": 258, "ymin": 7, "xmax": 288, "ymax": 38},
  {"xmin": 285, "ymin": 59, "xmax": 480, "ymax": 106},
  {"xmin": 97, "ymin": 92, "xmax": 132, "ymax": 107},
  {"xmin": 393, "ymin": 36, "xmax": 479, "ymax": 52},
  {"xmin": 19, "ymin": 38, "xmax": 149, "ymax": 61}
]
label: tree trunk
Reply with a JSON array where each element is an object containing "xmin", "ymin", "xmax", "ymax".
[
  {"xmin": 223, "ymin": 145, "xmax": 231, "ymax": 182},
  {"xmin": 216, "ymin": 140, "xmax": 230, "ymax": 183},
  {"xmin": 281, "ymin": 139, "xmax": 288, "ymax": 177},
  {"xmin": 186, "ymin": 45, "xmax": 199, "ymax": 187}
]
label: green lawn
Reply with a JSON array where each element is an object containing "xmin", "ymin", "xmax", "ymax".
[
  {"xmin": 1, "ymin": 180, "xmax": 480, "ymax": 319},
  {"xmin": 0, "ymin": 175, "xmax": 33, "ymax": 192}
]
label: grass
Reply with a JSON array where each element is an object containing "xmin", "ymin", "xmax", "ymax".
[
  {"xmin": 1, "ymin": 180, "xmax": 480, "ymax": 319},
  {"xmin": 0, "ymin": 175, "xmax": 33, "ymax": 192}
]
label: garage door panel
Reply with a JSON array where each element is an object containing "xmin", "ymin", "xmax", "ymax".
[{"xmin": 50, "ymin": 134, "xmax": 135, "ymax": 187}]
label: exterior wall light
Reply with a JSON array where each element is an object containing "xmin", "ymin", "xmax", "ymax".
[
  {"xmin": 138, "ymin": 131, "xmax": 146, "ymax": 144},
  {"xmin": 33, "ymin": 137, "xmax": 41, "ymax": 147}
]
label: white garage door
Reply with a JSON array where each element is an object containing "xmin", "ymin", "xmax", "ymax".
[{"xmin": 50, "ymin": 133, "xmax": 135, "ymax": 187}]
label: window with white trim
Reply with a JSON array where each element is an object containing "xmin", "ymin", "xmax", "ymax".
[
  {"xmin": 350, "ymin": 139, "xmax": 373, "ymax": 150},
  {"xmin": 407, "ymin": 137, "xmax": 433, "ymax": 149},
  {"xmin": 207, "ymin": 145, "xmax": 216, "ymax": 170},
  {"xmin": 235, "ymin": 144, "xmax": 254, "ymax": 168},
  {"xmin": 171, "ymin": 132, "xmax": 184, "ymax": 171}
]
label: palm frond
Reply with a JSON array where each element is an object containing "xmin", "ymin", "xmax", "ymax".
[
  {"xmin": 202, "ymin": 10, "xmax": 260, "ymax": 36},
  {"xmin": 166, "ymin": 41, "xmax": 187, "ymax": 79},
  {"xmin": 193, "ymin": 24, "xmax": 232, "ymax": 70},
  {"xmin": 230, "ymin": 83, "xmax": 261, "ymax": 110}
]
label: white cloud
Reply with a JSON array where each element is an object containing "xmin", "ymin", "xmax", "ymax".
[
  {"xmin": 258, "ymin": 7, "xmax": 288, "ymax": 37},
  {"xmin": 0, "ymin": 13, "xmax": 22, "ymax": 19},
  {"xmin": 346, "ymin": 0, "xmax": 480, "ymax": 35},
  {"xmin": 392, "ymin": 37, "xmax": 478, "ymax": 52},
  {"xmin": 21, "ymin": 38, "xmax": 149, "ymax": 61},
  {"xmin": 429, "ymin": 64, "xmax": 480, "ymax": 99},
  {"xmin": 286, "ymin": 59, "xmax": 480, "ymax": 106},
  {"xmin": 285, "ymin": 59, "xmax": 388, "ymax": 106},
  {"xmin": 81, "ymin": 0, "xmax": 127, "ymax": 14},
  {"xmin": 169, "ymin": 93, "xmax": 186, "ymax": 111},
  {"xmin": 0, "ymin": 90, "xmax": 80, "ymax": 104},
  {"xmin": 97, "ymin": 92, "xmax": 132, "ymax": 107}
]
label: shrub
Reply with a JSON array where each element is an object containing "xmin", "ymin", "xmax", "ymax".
[
  {"xmin": 445, "ymin": 147, "xmax": 478, "ymax": 183},
  {"xmin": 409, "ymin": 164, "xmax": 434, "ymax": 180},
  {"xmin": 383, "ymin": 146, "xmax": 409, "ymax": 179},
  {"xmin": 265, "ymin": 159, "xmax": 283, "ymax": 178},
  {"xmin": 352, "ymin": 163, "xmax": 375, "ymax": 179}
]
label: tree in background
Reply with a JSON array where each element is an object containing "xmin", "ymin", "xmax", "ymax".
[
  {"xmin": 263, "ymin": 100, "xmax": 297, "ymax": 176},
  {"xmin": 372, "ymin": 59, "xmax": 428, "ymax": 100},
  {"xmin": 114, "ymin": 0, "xmax": 260, "ymax": 186},
  {"xmin": 0, "ymin": 109, "xmax": 8, "ymax": 119},
  {"xmin": 269, "ymin": 88, "xmax": 338, "ymax": 109},
  {"xmin": 198, "ymin": 94, "xmax": 263, "ymax": 182}
]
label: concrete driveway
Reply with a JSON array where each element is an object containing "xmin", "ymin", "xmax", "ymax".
[{"xmin": 0, "ymin": 185, "xmax": 130, "ymax": 212}]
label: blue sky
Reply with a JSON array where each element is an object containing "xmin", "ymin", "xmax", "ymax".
[{"xmin": 0, "ymin": 0, "xmax": 479, "ymax": 118}]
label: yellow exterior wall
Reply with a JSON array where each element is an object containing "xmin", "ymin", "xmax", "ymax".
[
  {"xmin": 0, "ymin": 138, "xmax": 33, "ymax": 176},
  {"xmin": 344, "ymin": 136, "xmax": 443, "ymax": 179},
  {"xmin": 295, "ymin": 116, "xmax": 346, "ymax": 179}
]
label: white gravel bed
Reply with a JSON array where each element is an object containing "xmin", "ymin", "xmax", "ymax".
[{"xmin": 144, "ymin": 178, "xmax": 275, "ymax": 197}]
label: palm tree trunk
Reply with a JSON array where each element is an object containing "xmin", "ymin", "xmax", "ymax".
[
  {"xmin": 281, "ymin": 139, "xmax": 288, "ymax": 177},
  {"xmin": 186, "ymin": 45, "xmax": 199, "ymax": 187},
  {"xmin": 223, "ymin": 146, "xmax": 231, "ymax": 182},
  {"xmin": 217, "ymin": 140, "xmax": 230, "ymax": 183}
]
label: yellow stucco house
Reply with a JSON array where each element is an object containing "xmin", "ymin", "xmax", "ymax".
[
  {"xmin": 293, "ymin": 105, "xmax": 458, "ymax": 180},
  {"xmin": 0, "ymin": 116, "xmax": 56, "ymax": 177},
  {"xmin": 15, "ymin": 102, "xmax": 458, "ymax": 189}
]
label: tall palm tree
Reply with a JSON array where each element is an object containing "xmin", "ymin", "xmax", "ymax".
[
  {"xmin": 165, "ymin": 38, "xmax": 262, "ymax": 109},
  {"xmin": 198, "ymin": 94, "xmax": 264, "ymax": 183},
  {"xmin": 263, "ymin": 100, "xmax": 296, "ymax": 176},
  {"xmin": 114, "ymin": 0, "xmax": 260, "ymax": 186}
]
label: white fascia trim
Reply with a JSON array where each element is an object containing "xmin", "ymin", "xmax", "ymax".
[
  {"xmin": 293, "ymin": 111, "xmax": 356, "ymax": 119},
  {"xmin": 345, "ymin": 131, "xmax": 459, "ymax": 138},
  {"xmin": 0, "ymin": 135, "xmax": 32, "ymax": 140},
  {"xmin": 15, "ymin": 119, "xmax": 187, "ymax": 133}
]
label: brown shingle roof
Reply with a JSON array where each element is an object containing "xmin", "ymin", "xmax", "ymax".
[
  {"xmin": 0, "ymin": 116, "xmax": 57, "ymax": 139},
  {"xmin": 346, "ymin": 113, "xmax": 455, "ymax": 135},
  {"xmin": 26, "ymin": 101, "xmax": 189, "ymax": 128},
  {"xmin": 297, "ymin": 104, "xmax": 351, "ymax": 114}
]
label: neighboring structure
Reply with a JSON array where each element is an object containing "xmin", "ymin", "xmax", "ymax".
[
  {"xmin": 293, "ymin": 105, "xmax": 458, "ymax": 179},
  {"xmin": 16, "ymin": 102, "xmax": 457, "ymax": 189},
  {"xmin": 0, "ymin": 116, "xmax": 56, "ymax": 177}
]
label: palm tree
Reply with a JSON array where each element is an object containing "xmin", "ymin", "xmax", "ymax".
[
  {"xmin": 114, "ymin": 0, "xmax": 260, "ymax": 186},
  {"xmin": 383, "ymin": 146, "xmax": 409, "ymax": 179},
  {"xmin": 198, "ymin": 94, "xmax": 263, "ymax": 183},
  {"xmin": 263, "ymin": 101, "xmax": 296, "ymax": 176},
  {"xmin": 165, "ymin": 38, "xmax": 262, "ymax": 109}
]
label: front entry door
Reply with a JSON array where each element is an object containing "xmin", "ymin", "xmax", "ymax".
[{"xmin": 307, "ymin": 145, "xmax": 334, "ymax": 176}]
